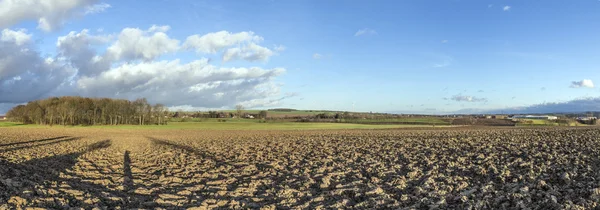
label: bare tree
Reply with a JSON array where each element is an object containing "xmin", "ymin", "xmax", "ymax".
[
  {"xmin": 235, "ymin": 104, "xmax": 244, "ymax": 118},
  {"xmin": 5, "ymin": 96, "xmax": 165, "ymax": 126},
  {"xmin": 258, "ymin": 110, "xmax": 268, "ymax": 119}
]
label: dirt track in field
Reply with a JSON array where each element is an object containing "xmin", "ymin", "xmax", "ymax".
[{"xmin": 1, "ymin": 127, "xmax": 600, "ymax": 209}]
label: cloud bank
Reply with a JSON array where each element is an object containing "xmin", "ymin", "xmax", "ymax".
[
  {"xmin": 0, "ymin": 0, "xmax": 101, "ymax": 31},
  {"xmin": 0, "ymin": 24, "xmax": 288, "ymax": 113},
  {"xmin": 449, "ymin": 97, "xmax": 600, "ymax": 114}
]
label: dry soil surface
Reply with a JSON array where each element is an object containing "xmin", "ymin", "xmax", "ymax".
[{"xmin": 1, "ymin": 127, "xmax": 600, "ymax": 209}]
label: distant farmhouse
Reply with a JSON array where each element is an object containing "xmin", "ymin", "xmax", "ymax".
[
  {"xmin": 576, "ymin": 116, "xmax": 597, "ymax": 121},
  {"xmin": 483, "ymin": 115, "xmax": 508, "ymax": 119},
  {"xmin": 512, "ymin": 115, "xmax": 558, "ymax": 120},
  {"xmin": 0, "ymin": 116, "xmax": 6, "ymax": 120}
]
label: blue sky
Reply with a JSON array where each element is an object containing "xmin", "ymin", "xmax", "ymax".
[{"xmin": 1, "ymin": 0, "xmax": 600, "ymax": 114}]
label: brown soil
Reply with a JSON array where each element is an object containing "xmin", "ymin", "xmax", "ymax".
[{"xmin": 1, "ymin": 127, "xmax": 599, "ymax": 209}]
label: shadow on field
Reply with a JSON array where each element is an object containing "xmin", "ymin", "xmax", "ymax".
[
  {"xmin": 0, "ymin": 140, "xmax": 112, "ymax": 208},
  {"xmin": 123, "ymin": 151, "xmax": 134, "ymax": 192},
  {"xmin": 0, "ymin": 136, "xmax": 70, "ymax": 147},
  {"xmin": 146, "ymin": 137, "xmax": 314, "ymax": 209},
  {"xmin": 0, "ymin": 137, "xmax": 82, "ymax": 153}
]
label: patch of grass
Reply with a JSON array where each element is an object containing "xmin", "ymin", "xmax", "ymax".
[
  {"xmin": 340, "ymin": 117, "xmax": 450, "ymax": 125},
  {"xmin": 0, "ymin": 122, "xmax": 30, "ymax": 127},
  {"xmin": 515, "ymin": 119, "xmax": 559, "ymax": 126},
  {"xmin": 216, "ymin": 110, "xmax": 335, "ymax": 117}
]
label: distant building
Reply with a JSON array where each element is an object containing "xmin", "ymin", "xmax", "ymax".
[
  {"xmin": 0, "ymin": 116, "xmax": 6, "ymax": 120},
  {"xmin": 577, "ymin": 116, "xmax": 597, "ymax": 121},
  {"xmin": 512, "ymin": 115, "xmax": 558, "ymax": 120}
]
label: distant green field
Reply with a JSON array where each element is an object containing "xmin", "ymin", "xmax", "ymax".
[
  {"xmin": 0, "ymin": 121, "xmax": 450, "ymax": 130},
  {"xmin": 513, "ymin": 119, "xmax": 589, "ymax": 127},
  {"xmin": 216, "ymin": 110, "xmax": 335, "ymax": 117},
  {"xmin": 0, "ymin": 122, "xmax": 34, "ymax": 128},
  {"xmin": 340, "ymin": 117, "xmax": 450, "ymax": 125},
  {"xmin": 514, "ymin": 119, "xmax": 559, "ymax": 126}
]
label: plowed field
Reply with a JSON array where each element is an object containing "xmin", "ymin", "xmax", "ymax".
[{"xmin": 1, "ymin": 127, "xmax": 600, "ymax": 209}]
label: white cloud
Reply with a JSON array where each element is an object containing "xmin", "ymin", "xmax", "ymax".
[
  {"xmin": 354, "ymin": 28, "xmax": 377, "ymax": 36},
  {"xmin": 183, "ymin": 30, "xmax": 275, "ymax": 62},
  {"xmin": 0, "ymin": 0, "xmax": 98, "ymax": 32},
  {"xmin": 0, "ymin": 26, "xmax": 289, "ymax": 113},
  {"xmin": 274, "ymin": 44, "xmax": 286, "ymax": 52},
  {"xmin": 84, "ymin": 2, "xmax": 110, "ymax": 14},
  {"xmin": 0, "ymin": 29, "xmax": 74, "ymax": 103},
  {"xmin": 1, "ymin": 29, "xmax": 32, "ymax": 46},
  {"xmin": 444, "ymin": 95, "xmax": 487, "ymax": 102},
  {"xmin": 503, "ymin": 6, "xmax": 511, "ymax": 11},
  {"xmin": 183, "ymin": 31, "xmax": 262, "ymax": 54},
  {"xmin": 313, "ymin": 53, "xmax": 323, "ymax": 59},
  {"xmin": 76, "ymin": 58, "xmax": 285, "ymax": 107},
  {"xmin": 570, "ymin": 79, "xmax": 594, "ymax": 88},
  {"xmin": 222, "ymin": 43, "xmax": 274, "ymax": 62},
  {"xmin": 106, "ymin": 26, "xmax": 180, "ymax": 61},
  {"xmin": 148, "ymin": 25, "xmax": 171, "ymax": 33},
  {"xmin": 441, "ymin": 40, "xmax": 448, "ymax": 44},
  {"xmin": 56, "ymin": 29, "xmax": 112, "ymax": 76}
]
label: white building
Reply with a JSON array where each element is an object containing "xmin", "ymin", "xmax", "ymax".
[{"xmin": 512, "ymin": 115, "xmax": 558, "ymax": 120}]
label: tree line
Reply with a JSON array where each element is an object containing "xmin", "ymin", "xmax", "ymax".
[{"xmin": 6, "ymin": 96, "xmax": 168, "ymax": 126}]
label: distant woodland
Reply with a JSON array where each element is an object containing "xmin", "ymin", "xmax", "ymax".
[{"xmin": 6, "ymin": 96, "xmax": 168, "ymax": 126}]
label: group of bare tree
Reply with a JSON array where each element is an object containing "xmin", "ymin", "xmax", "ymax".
[{"xmin": 6, "ymin": 96, "xmax": 169, "ymax": 126}]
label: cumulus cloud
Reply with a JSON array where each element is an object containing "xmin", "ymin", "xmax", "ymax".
[
  {"xmin": 0, "ymin": 29, "xmax": 74, "ymax": 104},
  {"xmin": 313, "ymin": 53, "xmax": 323, "ymax": 59},
  {"xmin": 76, "ymin": 58, "xmax": 285, "ymax": 107},
  {"xmin": 183, "ymin": 31, "xmax": 262, "ymax": 54},
  {"xmin": 503, "ymin": 6, "xmax": 511, "ymax": 11},
  {"xmin": 0, "ymin": 0, "xmax": 99, "ymax": 32},
  {"xmin": 570, "ymin": 79, "xmax": 594, "ymax": 88},
  {"xmin": 0, "ymin": 26, "xmax": 289, "ymax": 113},
  {"xmin": 1, "ymin": 29, "xmax": 32, "ymax": 46},
  {"xmin": 182, "ymin": 31, "xmax": 275, "ymax": 62},
  {"xmin": 444, "ymin": 95, "xmax": 487, "ymax": 102},
  {"xmin": 106, "ymin": 26, "xmax": 180, "ymax": 61},
  {"xmin": 84, "ymin": 2, "xmax": 110, "ymax": 14},
  {"xmin": 354, "ymin": 28, "xmax": 377, "ymax": 36},
  {"xmin": 56, "ymin": 29, "xmax": 112, "ymax": 76},
  {"xmin": 222, "ymin": 43, "xmax": 274, "ymax": 62}
]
